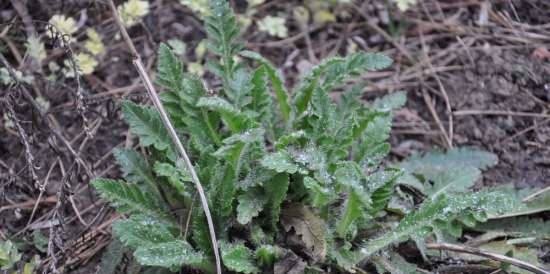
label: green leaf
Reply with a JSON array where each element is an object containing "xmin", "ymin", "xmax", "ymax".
[
  {"xmin": 134, "ymin": 240, "xmax": 207, "ymax": 272},
  {"xmin": 241, "ymin": 50, "xmax": 291, "ymax": 122},
  {"xmin": 260, "ymin": 150, "xmax": 305, "ymax": 174},
  {"xmin": 237, "ymin": 189, "xmax": 268, "ymax": 225},
  {"xmin": 92, "ymin": 178, "xmax": 170, "ymax": 221},
  {"xmin": 332, "ymin": 242, "xmax": 362, "ymax": 273},
  {"xmin": 372, "ymin": 91, "xmax": 407, "ymax": 111},
  {"xmin": 396, "ymin": 148, "xmax": 498, "ymax": 196},
  {"xmin": 255, "ymin": 245, "xmax": 278, "ymax": 266},
  {"xmin": 303, "ymin": 176, "xmax": 337, "ymax": 209},
  {"xmin": 114, "ymin": 148, "xmax": 161, "ymax": 197},
  {"xmin": 122, "ymin": 101, "xmax": 175, "ymax": 159},
  {"xmin": 488, "ymin": 186, "xmax": 550, "ymax": 218},
  {"xmin": 0, "ymin": 240, "xmax": 21, "ymax": 270},
  {"xmin": 156, "ymin": 43, "xmax": 183, "ymax": 93},
  {"xmin": 249, "ymin": 66, "xmax": 274, "ymax": 126},
  {"xmin": 196, "ymin": 96, "xmax": 248, "ymax": 132},
  {"xmin": 336, "ymin": 189, "xmax": 363, "ymax": 238},
  {"xmin": 112, "ymin": 214, "xmax": 177, "ymax": 249},
  {"xmin": 32, "ymin": 230, "xmax": 48, "ymax": 253},
  {"xmin": 205, "ymin": 0, "xmax": 242, "ymax": 88},
  {"xmin": 368, "ymin": 169, "xmax": 402, "ymax": 216},
  {"xmin": 159, "ymin": 72, "xmax": 221, "ymax": 149},
  {"xmin": 426, "ymin": 166, "xmax": 481, "ymax": 199},
  {"xmin": 220, "ymin": 241, "xmax": 260, "ymax": 274},
  {"xmin": 153, "ymin": 160, "xmax": 191, "ymax": 195},
  {"xmin": 293, "ymin": 52, "xmax": 393, "ymax": 116},
  {"xmin": 213, "ymin": 128, "xmax": 264, "ymax": 174},
  {"xmin": 210, "ymin": 164, "xmax": 237, "ymax": 224},
  {"xmin": 264, "ymin": 173, "xmax": 290, "ymax": 227},
  {"xmin": 362, "ymin": 189, "xmax": 522, "ymax": 257}
]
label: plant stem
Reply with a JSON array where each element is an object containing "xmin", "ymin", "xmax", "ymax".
[{"xmin": 106, "ymin": 1, "xmax": 222, "ymax": 274}]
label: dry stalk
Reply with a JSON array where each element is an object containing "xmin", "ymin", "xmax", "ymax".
[
  {"xmin": 426, "ymin": 242, "xmax": 550, "ymax": 274},
  {"xmin": 106, "ymin": 1, "xmax": 222, "ymax": 273}
]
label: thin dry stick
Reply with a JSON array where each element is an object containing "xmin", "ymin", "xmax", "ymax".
[
  {"xmin": 419, "ymin": 31, "xmax": 453, "ymax": 147},
  {"xmin": 426, "ymin": 242, "xmax": 550, "ymax": 274},
  {"xmin": 453, "ymin": 110, "xmax": 550, "ymax": 118},
  {"xmin": 422, "ymin": 87, "xmax": 453, "ymax": 148},
  {"xmin": 522, "ymin": 186, "xmax": 550, "ymax": 203},
  {"xmin": 106, "ymin": 1, "xmax": 222, "ymax": 273}
]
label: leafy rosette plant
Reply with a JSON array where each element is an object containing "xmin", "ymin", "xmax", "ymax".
[{"xmin": 92, "ymin": 0, "xmax": 525, "ymax": 273}]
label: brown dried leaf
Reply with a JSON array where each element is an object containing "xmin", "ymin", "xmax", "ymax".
[{"xmin": 281, "ymin": 203, "xmax": 327, "ymax": 261}]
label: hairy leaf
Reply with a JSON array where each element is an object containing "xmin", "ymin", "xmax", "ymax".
[
  {"xmin": 261, "ymin": 150, "xmax": 305, "ymax": 174},
  {"xmin": 220, "ymin": 241, "xmax": 260, "ymax": 274},
  {"xmin": 237, "ymin": 189, "xmax": 268, "ymax": 225},
  {"xmin": 264, "ymin": 173, "xmax": 290, "ymax": 227},
  {"xmin": 112, "ymin": 214, "xmax": 177, "ymax": 249},
  {"xmin": 114, "ymin": 148, "xmax": 160, "ymax": 197},
  {"xmin": 122, "ymin": 101, "xmax": 175, "ymax": 159},
  {"xmin": 241, "ymin": 50, "xmax": 291, "ymax": 122},
  {"xmin": 92, "ymin": 179, "xmax": 169, "ymax": 220},
  {"xmin": 134, "ymin": 240, "xmax": 207, "ymax": 272}
]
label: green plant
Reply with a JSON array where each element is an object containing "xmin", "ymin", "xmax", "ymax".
[
  {"xmin": 0, "ymin": 240, "xmax": 21, "ymax": 270},
  {"xmin": 93, "ymin": 0, "xmax": 533, "ymax": 273}
]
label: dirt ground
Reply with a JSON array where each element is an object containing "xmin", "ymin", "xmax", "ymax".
[{"xmin": 0, "ymin": 0, "xmax": 549, "ymax": 272}]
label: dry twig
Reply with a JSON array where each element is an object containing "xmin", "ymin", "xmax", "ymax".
[{"xmin": 426, "ymin": 242, "xmax": 550, "ymax": 274}]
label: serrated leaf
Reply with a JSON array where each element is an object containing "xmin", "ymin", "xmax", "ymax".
[
  {"xmin": 134, "ymin": 240, "xmax": 207, "ymax": 272},
  {"xmin": 241, "ymin": 50, "xmax": 291, "ymax": 122},
  {"xmin": 281, "ymin": 204, "xmax": 327, "ymax": 260},
  {"xmin": 220, "ymin": 241, "xmax": 260, "ymax": 274},
  {"xmin": 0, "ymin": 240, "xmax": 21, "ymax": 270},
  {"xmin": 260, "ymin": 150, "xmax": 305, "ymax": 174},
  {"xmin": 213, "ymin": 128, "xmax": 264, "ymax": 174},
  {"xmin": 332, "ymin": 242, "xmax": 362, "ymax": 273},
  {"xmin": 249, "ymin": 66, "xmax": 274, "ymax": 126},
  {"xmin": 196, "ymin": 96, "xmax": 248, "ymax": 132},
  {"xmin": 488, "ymin": 186, "xmax": 550, "ymax": 218},
  {"xmin": 237, "ymin": 189, "xmax": 268, "ymax": 225},
  {"xmin": 205, "ymin": 0, "xmax": 242, "ymax": 89},
  {"xmin": 122, "ymin": 101, "xmax": 175, "ymax": 159},
  {"xmin": 156, "ymin": 43, "xmax": 183, "ymax": 92},
  {"xmin": 264, "ymin": 173, "xmax": 290, "ymax": 227},
  {"xmin": 293, "ymin": 53, "xmax": 393, "ymax": 116},
  {"xmin": 92, "ymin": 178, "xmax": 170, "ymax": 221},
  {"xmin": 112, "ymin": 215, "xmax": 177, "ymax": 249},
  {"xmin": 336, "ymin": 188, "xmax": 364, "ymax": 238},
  {"xmin": 303, "ymin": 176, "xmax": 337, "ymax": 209},
  {"xmin": 210, "ymin": 164, "xmax": 237, "ymax": 224},
  {"xmin": 428, "ymin": 166, "xmax": 481, "ymax": 198},
  {"xmin": 372, "ymin": 91, "xmax": 407, "ymax": 111},
  {"xmin": 114, "ymin": 148, "xmax": 161, "ymax": 197},
  {"xmin": 255, "ymin": 245, "xmax": 278, "ymax": 266},
  {"xmin": 368, "ymin": 169, "xmax": 402, "ymax": 216},
  {"xmin": 362, "ymin": 189, "xmax": 523, "ymax": 257},
  {"xmin": 153, "ymin": 161, "xmax": 191, "ymax": 195}
]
